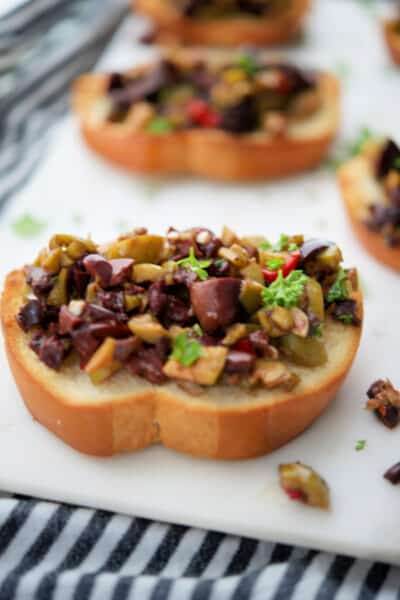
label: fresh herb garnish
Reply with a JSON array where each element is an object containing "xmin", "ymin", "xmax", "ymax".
[
  {"xmin": 393, "ymin": 156, "xmax": 400, "ymax": 170},
  {"xmin": 355, "ymin": 439, "xmax": 366, "ymax": 451},
  {"xmin": 170, "ymin": 333, "xmax": 203, "ymax": 367},
  {"xmin": 235, "ymin": 54, "xmax": 259, "ymax": 76},
  {"xmin": 260, "ymin": 234, "xmax": 298, "ymax": 253},
  {"xmin": 147, "ymin": 117, "xmax": 174, "ymax": 135},
  {"xmin": 177, "ymin": 247, "xmax": 211, "ymax": 281},
  {"xmin": 266, "ymin": 257, "xmax": 285, "ymax": 271},
  {"xmin": 214, "ymin": 259, "xmax": 225, "ymax": 267},
  {"xmin": 327, "ymin": 267, "xmax": 349, "ymax": 303},
  {"xmin": 313, "ymin": 323, "xmax": 323, "ymax": 337},
  {"xmin": 338, "ymin": 314, "xmax": 353, "ymax": 325},
  {"xmin": 262, "ymin": 270, "xmax": 309, "ymax": 309},
  {"xmin": 259, "ymin": 241, "xmax": 271, "ymax": 250},
  {"xmin": 11, "ymin": 213, "xmax": 47, "ymax": 239}
]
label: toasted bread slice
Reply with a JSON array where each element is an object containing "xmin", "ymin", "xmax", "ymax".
[
  {"xmin": 338, "ymin": 153, "xmax": 400, "ymax": 272},
  {"xmin": 384, "ymin": 20, "xmax": 400, "ymax": 65},
  {"xmin": 72, "ymin": 69, "xmax": 339, "ymax": 181},
  {"xmin": 135, "ymin": 0, "xmax": 311, "ymax": 46},
  {"xmin": 2, "ymin": 269, "xmax": 362, "ymax": 459}
]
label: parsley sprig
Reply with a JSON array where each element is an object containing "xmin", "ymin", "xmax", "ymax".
[
  {"xmin": 235, "ymin": 54, "xmax": 259, "ymax": 76},
  {"xmin": 327, "ymin": 268, "xmax": 349, "ymax": 304},
  {"xmin": 266, "ymin": 257, "xmax": 285, "ymax": 271},
  {"xmin": 355, "ymin": 439, "xmax": 366, "ymax": 451},
  {"xmin": 170, "ymin": 333, "xmax": 203, "ymax": 367},
  {"xmin": 259, "ymin": 234, "xmax": 298, "ymax": 253},
  {"xmin": 177, "ymin": 247, "xmax": 211, "ymax": 281},
  {"xmin": 262, "ymin": 270, "xmax": 309, "ymax": 309}
]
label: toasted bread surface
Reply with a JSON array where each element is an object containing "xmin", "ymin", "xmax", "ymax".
[
  {"xmin": 73, "ymin": 71, "xmax": 340, "ymax": 181},
  {"xmin": 2, "ymin": 269, "xmax": 362, "ymax": 459},
  {"xmin": 135, "ymin": 0, "xmax": 311, "ymax": 46},
  {"xmin": 384, "ymin": 20, "xmax": 400, "ymax": 65},
  {"xmin": 338, "ymin": 155, "xmax": 400, "ymax": 272}
]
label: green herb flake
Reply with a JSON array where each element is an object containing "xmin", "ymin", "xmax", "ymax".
[
  {"xmin": 147, "ymin": 117, "xmax": 174, "ymax": 135},
  {"xmin": 266, "ymin": 257, "xmax": 285, "ymax": 271},
  {"xmin": 349, "ymin": 127, "xmax": 374, "ymax": 157},
  {"xmin": 11, "ymin": 213, "xmax": 47, "ymax": 239},
  {"xmin": 214, "ymin": 258, "xmax": 225, "ymax": 267},
  {"xmin": 170, "ymin": 333, "xmax": 203, "ymax": 367},
  {"xmin": 313, "ymin": 323, "xmax": 323, "ymax": 338},
  {"xmin": 259, "ymin": 241, "xmax": 271, "ymax": 250},
  {"xmin": 327, "ymin": 267, "xmax": 349, "ymax": 304},
  {"xmin": 262, "ymin": 269, "xmax": 309, "ymax": 309},
  {"xmin": 268, "ymin": 233, "xmax": 299, "ymax": 253},
  {"xmin": 235, "ymin": 54, "xmax": 259, "ymax": 77},
  {"xmin": 355, "ymin": 439, "xmax": 366, "ymax": 451},
  {"xmin": 393, "ymin": 156, "xmax": 400, "ymax": 170},
  {"xmin": 338, "ymin": 314, "xmax": 353, "ymax": 325},
  {"xmin": 177, "ymin": 247, "xmax": 211, "ymax": 281}
]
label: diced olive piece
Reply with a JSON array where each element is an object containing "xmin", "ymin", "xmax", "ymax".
[
  {"xmin": 222, "ymin": 323, "xmax": 248, "ymax": 346},
  {"xmin": 240, "ymin": 280, "xmax": 263, "ymax": 313},
  {"xmin": 50, "ymin": 234, "xmax": 96, "ymax": 253},
  {"xmin": 299, "ymin": 238, "xmax": 334, "ymax": 262},
  {"xmin": 86, "ymin": 282, "xmax": 100, "ymax": 302},
  {"xmin": 250, "ymin": 359, "xmax": 298, "ymax": 390},
  {"xmin": 280, "ymin": 334, "xmax": 327, "ymax": 367},
  {"xmin": 133, "ymin": 263, "xmax": 164, "ymax": 283},
  {"xmin": 218, "ymin": 244, "xmax": 249, "ymax": 268},
  {"xmin": 67, "ymin": 240, "xmax": 88, "ymax": 259},
  {"xmin": 163, "ymin": 346, "xmax": 228, "ymax": 386},
  {"xmin": 108, "ymin": 234, "xmax": 164, "ymax": 264},
  {"xmin": 84, "ymin": 338, "xmax": 122, "ymax": 384},
  {"xmin": 290, "ymin": 307, "xmax": 309, "ymax": 338},
  {"xmin": 305, "ymin": 278, "xmax": 324, "ymax": 321},
  {"xmin": 240, "ymin": 262, "xmax": 264, "ymax": 285},
  {"xmin": 316, "ymin": 245, "xmax": 342, "ymax": 271},
  {"xmin": 41, "ymin": 248, "xmax": 62, "ymax": 274},
  {"xmin": 128, "ymin": 313, "xmax": 168, "ymax": 343},
  {"xmin": 279, "ymin": 463, "xmax": 330, "ymax": 510},
  {"xmin": 268, "ymin": 306, "xmax": 294, "ymax": 332},
  {"xmin": 190, "ymin": 278, "xmax": 241, "ymax": 334},
  {"xmin": 124, "ymin": 294, "xmax": 142, "ymax": 312},
  {"xmin": 47, "ymin": 267, "xmax": 68, "ymax": 307}
]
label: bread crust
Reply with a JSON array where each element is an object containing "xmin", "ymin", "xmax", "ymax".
[
  {"xmin": 72, "ymin": 70, "xmax": 339, "ymax": 181},
  {"xmin": 2, "ymin": 269, "xmax": 362, "ymax": 459},
  {"xmin": 338, "ymin": 155, "xmax": 400, "ymax": 272},
  {"xmin": 384, "ymin": 20, "xmax": 400, "ymax": 65},
  {"xmin": 135, "ymin": 0, "xmax": 311, "ymax": 46}
]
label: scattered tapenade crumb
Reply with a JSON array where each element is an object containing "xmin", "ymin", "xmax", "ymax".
[
  {"xmin": 384, "ymin": 462, "xmax": 400, "ymax": 485},
  {"xmin": 366, "ymin": 378, "xmax": 400, "ymax": 429},
  {"xmin": 16, "ymin": 228, "xmax": 360, "ymax": 388},
  {"xmin": 101, "ymin": 53, "xmax": 319, "ymax": 137},
  {"xmin": 279, "ymin": 462, "xmax": 330, "ymax": 509}
]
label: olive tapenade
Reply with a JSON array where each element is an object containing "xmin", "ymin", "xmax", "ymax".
[
  {"xmin": 98, "ymin": 53, "xmax": 320, "ymax": 136},
  {"xmin": 364, "ymin": 139, "xmax": 400, "ymax": 247},
  {"xmin": 16, "ymin": 227, "xmax": 361, "ymax": 390}
]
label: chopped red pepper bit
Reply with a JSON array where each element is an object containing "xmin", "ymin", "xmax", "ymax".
[
  {"xmin": 262, "ymin": 250, "xmax": 301, "ymax": 283},
  {"xmin": 187, "ymin": 99, "xmax": 221, "ymax": 128},
  {"xmin": 285, "ymin": 488, "xmax": 307, "ymax": 502},
  {"xmin": 233, "ymin": 337, "xmax": 256, "ymax": 355}
]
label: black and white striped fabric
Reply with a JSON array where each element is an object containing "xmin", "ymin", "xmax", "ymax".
[{"xmin": 1, "ymin": 2, "xmax": 399, "ymax": 598}]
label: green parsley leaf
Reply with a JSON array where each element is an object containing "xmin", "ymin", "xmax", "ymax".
[
  {"xmin": 349, "ymin": 127, "xmax": 374, "ymax": 157},
  {"xmin": 327, "ymin": 267, "xmax": 349, "ymax": 304},
  {"xmin": 214, "ymin": 259, "xmax": 225, "ymax": 267},
  {"xmin": 177, "ymin": 247, "xmax": 211, "ymax": 281},
  {"xmin": 313, "ymin": 323, "xmax": 323, "ymax": 337},
  {"xmin": 261, "ymin": 269, "xmax": 309, "ymax": 309},
  {"xmin": 338, "ymin": 314, "xmax": 353, "ymax": 325},
  {"xmin": 170, "ymin": 333, "xmax": 203, "ymax": 367},
  {"xmin": 258, "ymin": 241, "xmax": 271, "ymax": 250},
  {"xmin": 266, "ymin": 257, "xmax": 285, "ymax": 271},
  {"xmin": 235, "ymin": 54, "xmax": 259, "ymax": 76},
  {"xmin": 393, "ymin": 156, "xmax": 400, "ymax": 170},
  {"xmin": 147, "ymin": 117, "xmax": 174, "ymax": 135},
  {"xmin": 355, "ymin": 439, "xmax": 366, "ymax": 451},
  {"xmin": 11, "ymin": 213, "xmax": 46, "ymax": 239}
]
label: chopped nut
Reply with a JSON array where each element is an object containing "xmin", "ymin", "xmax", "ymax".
[
  {"xmin": 290, "ymin": 307, "xmax": 309, "ymax": 338},
  {"xmin": 279, "ymin": 463, "xmax": 330, "ymax": 510},
  {"xmin": 250, "ymin": 359, "xmax": 298, "ymax": 390},
  {"xmin": 263, "ymin": 112, "xmax": 287, "ymax": 136}
]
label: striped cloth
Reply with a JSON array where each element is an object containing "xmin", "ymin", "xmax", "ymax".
[{"xmin": 0, "ymin": 1, "xmax": 399, "ymax": 598}]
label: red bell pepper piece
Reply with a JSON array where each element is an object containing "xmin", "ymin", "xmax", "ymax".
[
  {"xmin": 233, "ymin": 338, "xmax": 256, "ymax": 356},
  {"xmin": 262, "ymin": 250, "xmax": 301, "ymax": 283},
  {"xmin": 187, "ymin": 99, "xmax": 221, "ymax": 128}
]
